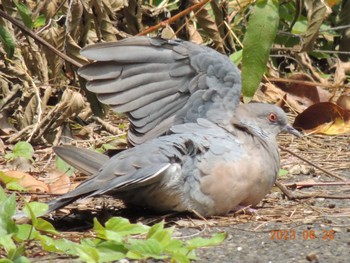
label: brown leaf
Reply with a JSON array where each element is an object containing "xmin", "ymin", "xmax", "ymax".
[
  {"xmin": 336, "ymin": 95, "xmax": 350, "ymax": 111},
  {"xmin": 293, "ymin": 102, "xmax": 350, "ymax": 135},
  {"xmin": 254, "ymin": 82, "xmax": 309, "ymax": 113},
  {"xmin": 190, "ymin": 0, "xmax": 225, "ymax": 53},
  {"xmin": 301, "ymin": 0, "xmax": 332, "ymax": 52},
  {"xmin": 3, "ymin": 170, "xmax": 49, "ymax": 192},
  {"xmin": 334, "ymin": 60, "xmax": 350, "ymax": 85},
  {"xmin": 272, "ymin": 73, "xmax": 331, "ymax": 109},
  {"xmin": 47, "ymin": 169, "xmax": 72, "ymax": 194}
]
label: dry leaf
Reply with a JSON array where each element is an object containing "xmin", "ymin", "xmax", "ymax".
[
  {"xmin": 272, "ymin": 73, "xmax": 331, "ymax": 109},
  {"xmin": 3, "ymin": 170, "xmax": 49, "ymax": 192},
  {"xmin": 293, "ymin": 102, "xmax": 350, "ymax": 135},
  {"xmin": 336, "ymin": 95, "xmax": 350, "ymax": 111},
  {"xmin": 334, "ymin": 60, "xmax": 350, "ymax": 85},
  {"xmin": 254, "ymin": 82, "xmax": 311, "ymax": 113},
  {"xmin": 46, "ymin": 169, "xmax": 72, "ymax": 194}
]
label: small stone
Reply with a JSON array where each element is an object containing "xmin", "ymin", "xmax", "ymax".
[
  {"xmin": 289, "ymin": 164, "xmax": 313, "ymax": 175},
  {"xmin": 333, "ymin": 227, "xmax": 342, "ymax": 233},
  {"xmin": 306, "ymin": 252, "xmax": 318, "ymax": 262},
  {"xmin": 328, "ymin": 203, "xmax": 336, "ymax": 208}
]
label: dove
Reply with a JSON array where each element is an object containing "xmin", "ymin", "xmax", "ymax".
[
  {"xmin": 26, "ymin": 37, "xmax": 301, "ymax": 217},
  {"xmin": 47, "ymin": 103, "xmax": 300, "ymax": 217}
]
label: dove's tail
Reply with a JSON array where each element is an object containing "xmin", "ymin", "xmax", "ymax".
[
  {"xmin": 44, "ymin": 146, "xmax": 110, "ymax": 213},
  {"xmin": 13, "ymin": 146, "xmax": 108, "ymax": 220},
  {"xmin": 53, "ymin": 146, "xmax": 109, "ymax": 176}
]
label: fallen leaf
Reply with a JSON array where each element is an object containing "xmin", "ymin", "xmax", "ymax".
[
  {"xmin": 46, "ymin": 169, "xmax": 72, "ymax": 194},
  {"xmin": 254, "ymin": 82, "xmax": 309, "ymax": 113},
  {"xmin": 2, "ymin": 170, "xmax": 49, "ymax": 192},
  {"xmin": 293, "ymin": 102, "xmax": 350, "ymax": 135},
  {"xmin": 336, "ymin": 94, "xmax": 350, "ymax": 111},
  {"xmin": 334, "ymin": 59, "xmax": 350, "ymax": 85},
  {"xmin": 271, "ymin": 73, "xmax": 331, "ymax": 109}
]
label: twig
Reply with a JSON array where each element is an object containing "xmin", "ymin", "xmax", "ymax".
[
  {"xmin": 0, "ymin": 9, "xmax": 82, "ymax": 68},
  {"xmin": 92, "ymin": 116, "xmax": 125, "ymax": 135},
  {"xmin": 284, "ymin": 181, "xmax": 350, "ymax": 188},
  {"xmin": 275, "ymin": 181, "xmax": 350, "ymax": 200},
  {"xmin": 137, "ymin": 0, "xmax": 212, "ymax": 36},
  {"xmin": 268, "ymin": 77, "xmax": 329, "ymax": 88},
  {"xmin": 279, "ymin": 146, "xmax": 346, "ymax": 181}
]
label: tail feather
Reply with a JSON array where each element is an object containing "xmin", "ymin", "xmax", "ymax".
[{"xmin": 53, "ymin": 146, "xmax": 108, "ymax": 176}]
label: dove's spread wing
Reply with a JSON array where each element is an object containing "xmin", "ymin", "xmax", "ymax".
[{"xmin": 78, "ymin": 37, "xmax": 241, "ymax": 145}]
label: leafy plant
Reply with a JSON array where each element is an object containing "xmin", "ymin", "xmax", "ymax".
[
  {"xmin": 242, "ymin": 0, "xmax": 280, "ymax": 99},
  {"xmin": 0, "ymin": 187, "xmax": 227, "ymax": 262},
  {"xmin": 5, "ymin": 141, "xmax": 34, "ymax": 162}
]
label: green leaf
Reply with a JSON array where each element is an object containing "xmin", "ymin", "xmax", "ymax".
[
  {"xmin": 23, "ymin": 202, "xmax": 48, "ymax": 219},
  {"xmin": 55, "ymin": 156, "xmax": 75, "ymax": 175},
  {"xmin": 146, "ymin": 220, "xmax": 165, "ymax": 239},
  {"xmin": 230, "ymin": 49, "xmax": 243, "ymax": 65},
  {"xmin": 278, "ymin": 169, "xmax": 288, "ymax": 176},
  {"xmin": 186, "ymin": 232, "xmax": 227, "ymax": 249},
  {"xmin": 35, "ymin": 233, "xmax": 77, "ymax": 254},
  {"xmin": 13, "ymin": 0, "xmax": 33, "ymax": 29},
  {"xmin": 171, "ymin": 251, "xmax": 191, "ymax": 263},
  {"xmin": 165, "ymin": 239, "xmax": 198, "ymax": 261},
  {"xmin": 7, "ymin": 181, "xmax": 27, "ymax": 191},
  {"xmin": 241, "ymin": 0, "xmax": 280, "ymax": 98},
  {"xmin": 0, "ymin": 173, "xmax": 26, "ymax": 191},
  {"xmin": 7, "ymin": 243, "xmax": 26, "ymax": 262},
  {"xmin": 35, "ymin": 218, "xmax": 58, "ymax": 235},
  {"xmin": 146, "ymin": 221, "xmax": 177, "ymax": 248},
  {"xmin": 75, "ymin": 243, "xmax": 100, "ymax": 263},
  {"xmin": 0, "ymin": 186, "xmax": 6, "ymax": 201},
  {"xmin": 0, "ymin": 26, "xmax": 15, "ymax": 58},
  {"xmin": 127, "ymin": 239, "xmax": 166, "ymax": 260},
  {"xmin": 5, "ymin": 141, "xmax": 34, "ymax": 161},
  {"xmin": 0, "ymin": 192, "xmax": 17, "ymax": 236},
  {"xmin": 33, "ymin": 14, "xmax": 46, "ymax": 28},
  {"xmin": 14, "ymin": 224, "xmax": 37, "ymax": 241},
  {"xmin": 0, "ymin": 234, "xmax": 16, "ymax": 253},
  {"xmin": 95, "ymin": 241, "xmax": 126, "ymax": 262},
  {"xmin": 5, "ymin": 181, "xmax": 27, "ymax": 192},
  {"xmin": 104, "ymin": 217, "xmax": 149, "ymax": 236},
  {"xmin": 12, "ymin": 255, "xmax": 30, "ymax": 263}
]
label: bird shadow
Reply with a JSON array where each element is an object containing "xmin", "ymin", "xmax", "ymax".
[{"xmin": 45, "ymin": 206, "xmax": 194, "ymax": 232}]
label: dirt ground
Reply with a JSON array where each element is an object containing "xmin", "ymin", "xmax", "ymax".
[{"xmin": 24, "ymin": 131, "xmax": 349, "ymax": 263}]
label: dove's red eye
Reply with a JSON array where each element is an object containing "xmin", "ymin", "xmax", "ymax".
[{"xmin": 268, "ymin": 112, "xmax": 278, "ymax": 122}]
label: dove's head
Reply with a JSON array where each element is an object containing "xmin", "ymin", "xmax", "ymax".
[{"xmin": 232, "ymin": 103, "xmax": 301, "ymax": 139}]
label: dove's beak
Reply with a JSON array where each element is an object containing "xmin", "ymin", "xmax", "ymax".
[{"xmin": 284, "ymin": 124, "xmax": 302, "ymax": 137}]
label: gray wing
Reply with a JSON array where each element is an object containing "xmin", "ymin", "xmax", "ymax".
[
  {"xmin": 48, "ymin": 137, "xmax": 188, "ymax": 213},
  {"xmin": 78, "ymin": 36, "xmax": 241, "ymax": 145}
]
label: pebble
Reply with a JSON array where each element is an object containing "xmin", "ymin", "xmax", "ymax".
[{"xmin": 306, "ymin": 252, "xmax": 318, "ymax": 262}]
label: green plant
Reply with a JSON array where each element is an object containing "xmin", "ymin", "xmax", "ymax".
[
  {"xmin": 0, "ymin": 187, "xmax": 226, "ymax": 262},
  {"xmin": 4, "ymin": 141, "xmax": 34, "ymax": 162}
]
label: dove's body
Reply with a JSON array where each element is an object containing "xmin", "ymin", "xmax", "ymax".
[{"xmin": 51, "ymin": 109, "xmax": 282, "ymax": 216}]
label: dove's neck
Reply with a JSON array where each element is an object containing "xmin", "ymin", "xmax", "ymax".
[{"xmin": 236, "ymin": 119, "xmax": 272, "ymax": 140}]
